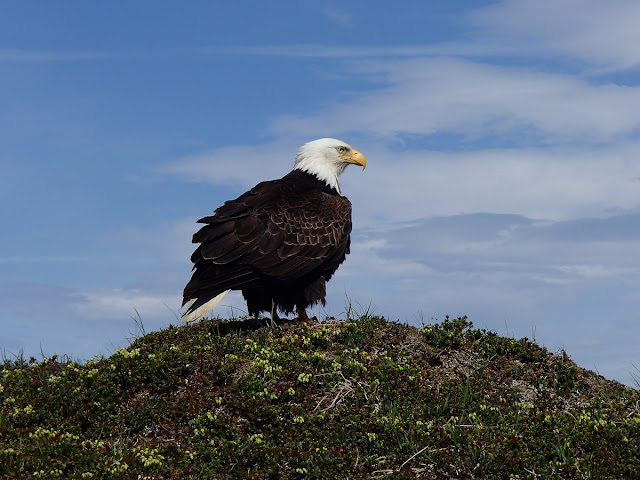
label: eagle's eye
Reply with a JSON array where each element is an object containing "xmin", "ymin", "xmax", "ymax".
[{"xmin": 337, "ymin": 146, "xmax": 349, "ymax": 154}]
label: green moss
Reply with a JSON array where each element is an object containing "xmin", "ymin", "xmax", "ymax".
[{"xmin": 1, "ymin": 316, "xmax": 638, "ymax": 479}]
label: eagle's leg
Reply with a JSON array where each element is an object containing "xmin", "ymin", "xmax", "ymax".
[
  {"xmin": 296, "ymin": 307, "xmax": 311, "ymax": 322},
  {"xmin": 270, "ymin": 299, "xmax": 280, "ymax": 326}
]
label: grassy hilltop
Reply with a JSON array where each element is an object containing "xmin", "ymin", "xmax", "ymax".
[{"xmin": 1, "ymin": 315, "xmax": 639, "ymax": 479}]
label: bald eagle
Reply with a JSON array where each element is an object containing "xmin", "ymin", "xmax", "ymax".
[{"xmin": 181, "ymin": 138, "xmax": 366, "ymax": 323}]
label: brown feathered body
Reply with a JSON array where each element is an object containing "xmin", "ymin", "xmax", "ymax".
[{"xmin": 182, "ymin": 169, "xmax": 352, "ymax": 318}]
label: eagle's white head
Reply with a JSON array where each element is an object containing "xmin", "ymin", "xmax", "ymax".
[{"xmin": 293, "ymin": 138, "xmax": 366, "ymax": 193}]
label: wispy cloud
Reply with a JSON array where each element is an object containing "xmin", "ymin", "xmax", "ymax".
[
  {"xmin": 269, "ymin": 57, "xmax": 640, "ymax": 143},
  {"xmin": 361, "ymin": 143, "xmax": 640, "ymax": 222},
  {"xmin": 159, "ymin": 141, "xmax": 300, "ymax": 188},
  {"xmin": 198, "ymin": 43, "xmax": 512, "ymax": 59},
  {"xmin": 0, "ymin": 256, "xmax": 89, "ymax": 263},
  {"xmin": 0, "ymin": 48, "xmax": 119, "ymax": 62},
  {"xmin": 323, "ymin": 8, "xmax": 353, "ymax": 27},
  {"xmin": 373, "ymin": 213, "xmax": 640, "ymax": 280},
  {"xmin": 160, "ymin": 138, "xmax": 640, "ymax": 225},
  {"xmin": 70, "ymin": 288, "xmax": 180, "ymax": 320},
  {"xmin": 469, "ymin": 0, "xmax": 640, "ymax": 72}
]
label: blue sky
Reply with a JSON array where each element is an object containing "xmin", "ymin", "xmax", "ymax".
[{"xmin": 2, "ymin": 1, "xmax": 640, "ymax": 386}]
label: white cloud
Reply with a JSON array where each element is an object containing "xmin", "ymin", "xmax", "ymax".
[
  {"xmin": 337, "ymin": 237, "xmax": 434, "ymax": 279},
  {"xmin": 343, "ymin": 143, "xmax": 640, "ymax": 226},
  {"xmin": 159, "ymin": 141, "xmax": 299, "ymax": 188},
  {"xmin": 0, "ymin": 256, "xmax": 89, "ymax": 263},
  {"xmin": 470, "ymin": 0, "xmax": 640, "ymax": 72},
  {"xmin": 554, "ymin": 264, "xmax": 638, "ymax": 279},
  {"xmin": 161, "ymin": 139, "xmax": 640, "ymax": 226},
  {"xmin": 70, "ymin": 288, "xmax": 181, "ymax": 321},
  {"xmin": 323, "ymin": 8, "xmax": 353, "ymax": 27},
  {"xmin": 197, "ymin": 43, "xmax": 510, "ymax": 59},
  {"xmin": 0, "ymin": 48, "xmax": 119, "ymax": 62},
  {"xmin": 108, "ymin": 218, "xmax": 199, "ymax": 264},
  {"xmin": 270, "ymin": 58, "xmax": 640, "ymax": 143}
]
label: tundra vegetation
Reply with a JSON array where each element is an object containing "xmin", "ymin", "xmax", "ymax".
[{"xmin": 1, "ymin": 314, "xmax": 639, "ymax": 479}]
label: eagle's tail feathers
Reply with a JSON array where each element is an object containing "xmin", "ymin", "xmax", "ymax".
[{"xmin": 180, "ymin": 289, "xmax": 231, "ymax": 323}]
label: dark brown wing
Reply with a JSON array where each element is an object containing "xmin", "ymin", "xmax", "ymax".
[
  {"xmin": 182, "ymin": 171, "xmax": 352, "ymax": 305},
  {"xmin": 241, "ymin": 184, "xmax": 351, "ymax": 279}
]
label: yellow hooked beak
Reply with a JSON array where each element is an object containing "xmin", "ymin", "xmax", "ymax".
[{"xmin": 340, "ymin": 149, "xmax": 367, "ymax": 170}]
